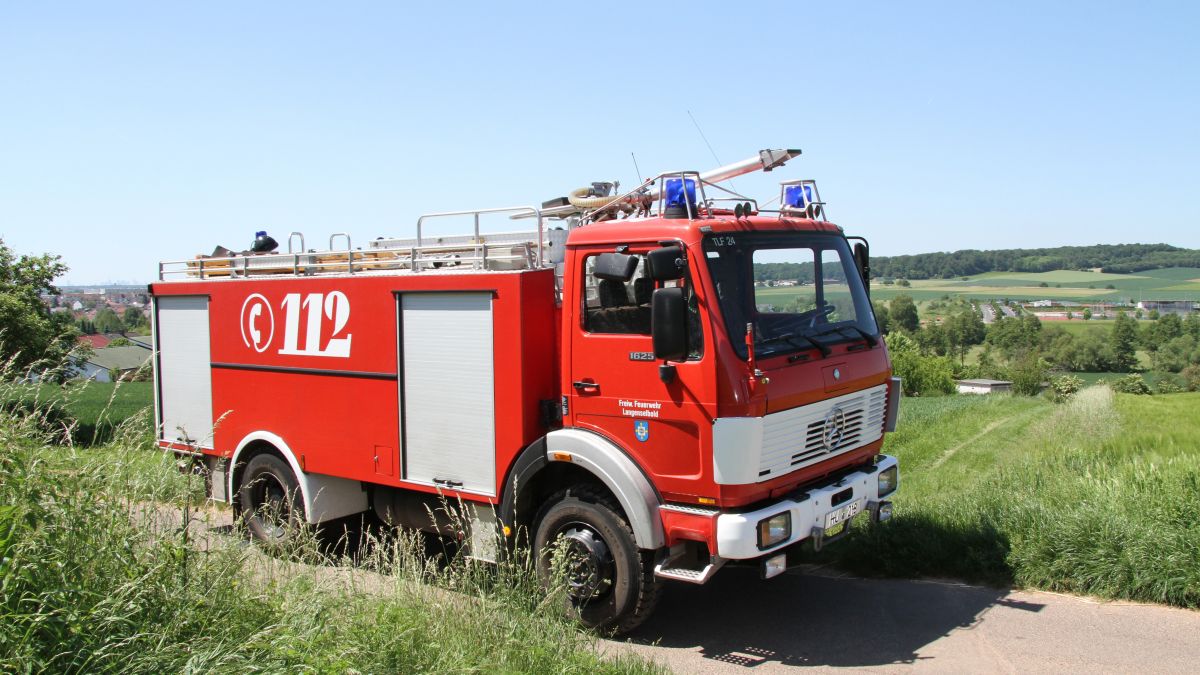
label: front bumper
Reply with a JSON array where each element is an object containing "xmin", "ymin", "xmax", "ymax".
[{"xmin": 715, "ymin": 455, "xmax": 898, "ymax": 560}]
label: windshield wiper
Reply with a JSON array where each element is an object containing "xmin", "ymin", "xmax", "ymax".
[
  {"xmin": 812, "ymin": 324, "xmax": 878, "ymax": 347},
  {"xmin": 758, "ymin": 332, "xmax": 832, "ymax": 358}
]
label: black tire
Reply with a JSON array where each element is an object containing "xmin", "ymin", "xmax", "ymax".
[
  {"xmin": 532, "ymin": 484, "xmax": 661, "ymax": 634},
  {"xmin": 237, "ymin": 453, "xmax": 306, "ymax": 549}
]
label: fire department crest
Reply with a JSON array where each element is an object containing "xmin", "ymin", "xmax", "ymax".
[{"xmin": 634, "ymin": 420, "xmax": 650, "ymax": 442}]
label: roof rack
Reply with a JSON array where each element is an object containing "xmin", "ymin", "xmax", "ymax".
[{"xmin": 158, "ymin": 206, "xmax": 550, "ymax": 281}]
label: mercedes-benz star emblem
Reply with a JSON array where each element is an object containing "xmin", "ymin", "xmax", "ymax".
[{"xmin": 822, "ymin": 406, "xmax": 847, "ymax": 451}]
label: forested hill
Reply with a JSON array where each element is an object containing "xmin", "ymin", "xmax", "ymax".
[{"xmin": 867, "ymin": 243, "xmax": 1200, "ymax": 279}]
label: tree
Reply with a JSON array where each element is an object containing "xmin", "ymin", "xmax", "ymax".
[
  {"xmin": 889, "ymin": 295, "xmax": 919, "ymax": 333},
  {"xmin": 0, "ymin": 238, "xmax": 77, "ymax": 374},
  {"xmin": 94, "ymin": 307, "xmax": 125, "ymax": 334},
  {"xmin": 122, "ymin": 306, "xmax": 145, "ymax": 329},
  {"xmin": 871, "ymin": 301, "xmax": 892, "ymax": 335},
  {"xmin": 946, "ymin": 308, "xmax": 986, "ymax": 365},
  {"xmin": 1082, "ymin": 308, "xmax": 1092, "ymax": 321},
  {"xmin": 1010, "ymin": 355, "xmax": 1046, "ymax": 396},
  {"xmin": 1143, "ymin": 313, "xmax": 1183, "ymax": 352},
  {"xmin": 1151, "ymin": 335, "xmax": 1200, "ymax": 373},
  {"xmin": 1110, "ymin": 311, "xmax": 1138, "ymax": 372},
  {"xmin": 885, "ymin": 333, "xmax": 955, "ymax": 396},
  {"xmin": 916, "ymin": 322, "xmax": 950, "ymax": 356},
  {"xmin": 1181, "ymin": 364, "xmax": 1200, "ymax": 391},
  {"xmin": 896, "ymin": 278, "xmax": 911, "ymax": 287},
  {"xmin": 986, "ymin": 314, "xmax": 1041, "ymax": 360},
  {"xmin": 1185, "ymin": 312, "xmax": 1200, "ymax": 341}
]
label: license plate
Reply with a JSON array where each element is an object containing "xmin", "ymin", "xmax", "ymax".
[{"xmin": 824, "ymin": 499, "xmax": 864, "ymax": 529}]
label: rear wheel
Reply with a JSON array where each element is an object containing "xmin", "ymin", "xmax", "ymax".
[
  {"xmin": 237, "ymin": 453, "xmax": 305, "ymax": 549},
  {"xmin": 532, "ymin": 485, "xmax": 661, "ymax": 634}
]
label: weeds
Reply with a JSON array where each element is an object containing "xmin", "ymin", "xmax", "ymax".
[
  {"xmin": 814, "ymin": 387, "xmax": 1200, "ymax": 608},
  {"xmin": 0, "ymin": 404, "xmax": 657, "ymax": 673}
]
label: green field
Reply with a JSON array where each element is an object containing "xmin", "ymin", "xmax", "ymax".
[
  {"xmin": 2, "ymin": 381, "xmax": 153, "ymax": 445},
  {"xmin": 865, "ymin": 267, "xmax": 1200, "ymax": 303},
  {"xmin": 810, "ymin": 389, "xmax": 1200, "ymax": 607}
]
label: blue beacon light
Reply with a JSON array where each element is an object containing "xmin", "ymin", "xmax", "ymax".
[
  {"xmin": 784, "ymin": 184, "xmax": 813, "ymax": 209},
  {"xmin": 664, "ymin": 177, "xmax": 697, "ymax": 209}
]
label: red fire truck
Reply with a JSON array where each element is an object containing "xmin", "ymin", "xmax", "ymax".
[{"xmin": 151, "ymin": 148, "xmax": 900, "ymax": 632}]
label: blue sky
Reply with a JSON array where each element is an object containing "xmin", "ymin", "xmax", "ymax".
[{"xmin": 1, "ymin": 1, "xmax": 1197, "ymax": 285}]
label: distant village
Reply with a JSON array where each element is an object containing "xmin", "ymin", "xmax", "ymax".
[{"xmin": 43, "ymin": 285, "xmax": 152, "ymax": 382}]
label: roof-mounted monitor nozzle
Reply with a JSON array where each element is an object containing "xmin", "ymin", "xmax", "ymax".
[
  {"xmin": 689, "ymin": 148, "xmax": 801, "ymax": 186},
  {"xmin": 524, "ymin": 147, "xmax": 803, "ymax": 222}
]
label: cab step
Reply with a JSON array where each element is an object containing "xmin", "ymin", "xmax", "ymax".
[{"xmin": 654, "ymin": 556, "xmax": 725, "ymax": 584}]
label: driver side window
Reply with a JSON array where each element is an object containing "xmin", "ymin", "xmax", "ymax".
[{"xmin": 583, "ymin": 254, "xmax": 653, "ymax": 335}]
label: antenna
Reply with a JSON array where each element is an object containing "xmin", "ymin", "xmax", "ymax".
[
  {"xmin": 631, "ymin": 152, "xmax": 643, "ymax": 183},
  {"xmin": 687, "ymin": 110, "xmax": 734, "ymax": 191}
]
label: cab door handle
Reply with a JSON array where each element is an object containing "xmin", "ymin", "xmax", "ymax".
[{"xmin": 573, "ymin": 380, "xmax": 599, "ymax": 393}]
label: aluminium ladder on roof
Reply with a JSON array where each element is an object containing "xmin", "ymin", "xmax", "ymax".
[{"xmin": 158, "ymin": 206, "xmax": 552, "ymax": 281}]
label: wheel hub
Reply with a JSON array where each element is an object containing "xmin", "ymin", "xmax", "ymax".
[
  {"xmin": 253, "ymin": 474, "xmax": 291, "ymax": 538},
  {"xmin": 558, "ymin": 525, "xmax": 614, "ymax": 600}
]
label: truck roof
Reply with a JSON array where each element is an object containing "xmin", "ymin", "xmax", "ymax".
[{"xmin": 564, "ymin": 214, "xmax": 844, "ymax": 247}]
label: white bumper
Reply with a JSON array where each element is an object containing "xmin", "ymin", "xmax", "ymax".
[{"xmin": 715, "ymin": 455, "xmax": 898, "ymax": 559}]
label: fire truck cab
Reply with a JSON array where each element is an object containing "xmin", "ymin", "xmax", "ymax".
[{"xmin": 151, "ymin": 149, "xmax": 900, "ymax": 632}]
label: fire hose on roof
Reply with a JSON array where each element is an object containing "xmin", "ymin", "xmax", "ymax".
[{"xmin": 567, "ymin": 186, "xmax": 620, "ymax": 210}]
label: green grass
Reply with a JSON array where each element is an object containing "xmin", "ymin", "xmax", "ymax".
[
  {"xmin": 0, "ymin": 409, "xmax": 659, "ymax": 673},
  {"xmin": 1047, "ymin": 320, "xmax": 1117, "ymax": 335},
  {"xmin": 809, "ymin": 388, "xmax": 1200, "ymax": 607},
  {"xmin": 1, "ymin": 381, "xmax": 153, "ymax": 445},
  {"xmin": 863, "ymin": 267, "xmax": 1200, "ymax": 303},
  {"xmin": 1071, "ymin": 371, "xmax": 1169, "ymax": 387},
  {"xmin": 1133, "ymin": 267, "xmax": 1200, "ymax": 281}
]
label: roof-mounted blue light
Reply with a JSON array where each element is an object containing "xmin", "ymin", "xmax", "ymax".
[
  {"xmin": 665, "ymin": 177, "xmax": 696, "ymax": 208},
  {"xmin": 784, "ymin": 184, "xmax": 813, "ymax": 209},
  {"xmin": 663, "ymin": 177, "xmax": 698, "ymax": 219}
]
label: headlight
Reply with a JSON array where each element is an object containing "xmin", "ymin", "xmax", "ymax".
[
  {"xmin": 757, "ymin": 512, "xmax": 791, "ymax": 549},
  {"xmin": 878, "ymin": 465, "xmax": 899, "ymax": 497}
]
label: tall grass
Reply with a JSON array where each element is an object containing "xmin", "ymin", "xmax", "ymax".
[
  {"xmin": 1, "ymin": 370, "xmax": 154, "ymax": 447},
  {"xmin": 0, "ymin": 394, "xmax": 658, "ymax": 673},
  {"xmin": 816, "ymin": 388, "xmax": 1200, "ymax": 607}
]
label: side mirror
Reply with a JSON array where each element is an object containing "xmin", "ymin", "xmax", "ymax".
[
  {"xmin": 646, "ymin": 246, "xmax": 685, "ymax": 281},
  {"xmin": 594, "ymin": 252, "xmax": 637, "ymax": 281},
  {"xmin": 651, "ymin": 287, "xmax": 688, "ymax": 362},
  {"xmin": 853, "ymin": 242, "xmax": 870, "ymax": 293}
]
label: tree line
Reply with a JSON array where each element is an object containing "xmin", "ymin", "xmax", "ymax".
[
  {"xmin": 876, "ymin": 294, "xmax": 1200, "ymax": 396},
  {"xmin": 867, "ymin": 243, "xmax": 1200, "ymax": 280}
]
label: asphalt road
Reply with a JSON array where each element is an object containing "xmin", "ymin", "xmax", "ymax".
[
  {"xmin": 610, "ymin": 565, "xmax": 1200, "ymax": 674},
  {"xmin": 171, "ymin": 505, "xmax": 1200, "ymax": 673},
  {"xmin": 979, "ymin": 303, "xmax": 996, "ymax": 324}
]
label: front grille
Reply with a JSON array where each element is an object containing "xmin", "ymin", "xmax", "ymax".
[{"xmin": 756, "ymin": 384, "xmax": 887, "ymax": 481}]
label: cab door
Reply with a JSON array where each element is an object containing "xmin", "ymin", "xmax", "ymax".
[{"xmin": 566, "ymin": 246, "xmax": 711, "ymax": 493}]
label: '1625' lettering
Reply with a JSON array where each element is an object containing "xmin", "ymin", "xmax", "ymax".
[{"xmin": 280, "ymin": 292, "xmax": 352, "ymax": 357}]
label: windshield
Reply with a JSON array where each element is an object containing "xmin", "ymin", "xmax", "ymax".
[{"xmin": 702, "ymin": 232, "xmax": 878, "ymax": 359}]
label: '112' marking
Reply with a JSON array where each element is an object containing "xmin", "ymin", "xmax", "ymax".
[{"xmin": 279, "ymin": 292, "xmax": 353, "ymax": 357}]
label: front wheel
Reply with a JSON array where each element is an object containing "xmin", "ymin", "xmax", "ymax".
[
  {"xmin": 237, "ymin": 453, "xmax": 306, "ymax": 549},
  {"xmin": 532, "ymin": 485, "xmax": 660, "ymax": 634}
]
